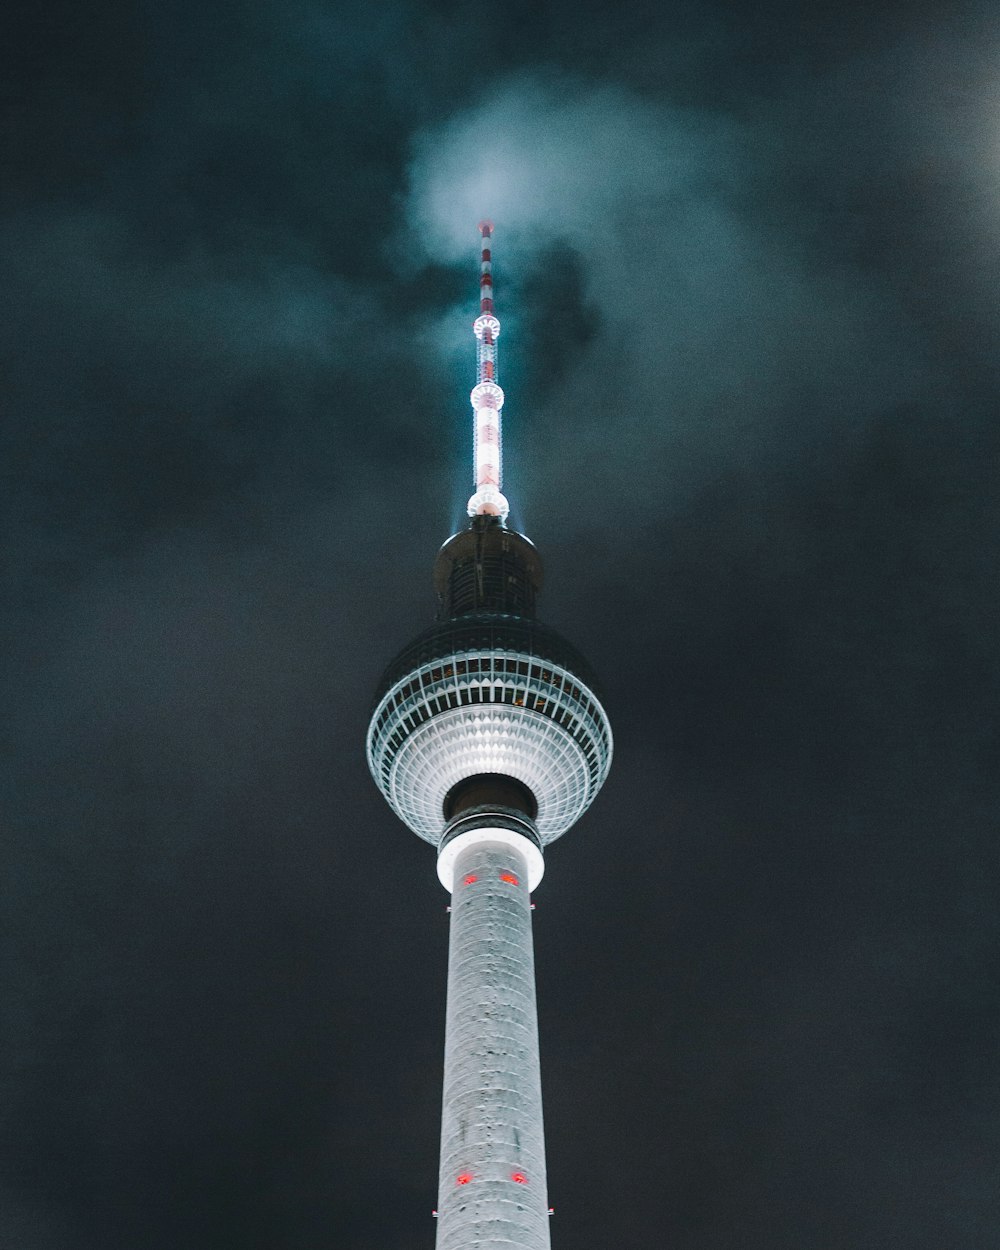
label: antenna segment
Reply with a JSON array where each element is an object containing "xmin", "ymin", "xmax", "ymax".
[{"xmin": 467, "ymin": 221, "xmax": 509, "ymax": 521}]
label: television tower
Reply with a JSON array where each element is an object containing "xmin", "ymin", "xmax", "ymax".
[{"xmin": 367, "ymin": 222, "xmax": 612, "ymax": 1250}]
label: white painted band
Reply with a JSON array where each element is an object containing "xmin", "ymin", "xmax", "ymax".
[{"xmin": 437, "ymin": 827, "xmax": 545, "ymax": 893}]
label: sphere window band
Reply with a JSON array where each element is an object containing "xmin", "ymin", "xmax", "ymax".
[
  {"xmin": 370, "ymin": 655, "xmax": 609, "ymax": 766},
  {"xmin": 366, "ymin": 648, "xmax": 612, "ymax": 846}
]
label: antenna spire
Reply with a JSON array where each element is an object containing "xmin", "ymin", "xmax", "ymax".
[{"xmin": 467, "ymin": 221, "xmax": 509, "ymax": 521}]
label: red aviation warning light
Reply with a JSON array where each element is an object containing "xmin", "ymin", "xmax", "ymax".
[{"xmin": 467, "ymin": 221, "xmax": 510, "ymax": 521}]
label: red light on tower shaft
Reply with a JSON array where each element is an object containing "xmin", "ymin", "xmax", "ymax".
[
  {"xmin": 500, "ymin": 871, "xmax": 519, "ymax": 885},
  {"xmin": 511, "ymin": 1171, "xmax": 528, "ymax": 1184},
  {"xmin": 455, "ymin": 1172, "xmax": 473, "ymax": 1186}
]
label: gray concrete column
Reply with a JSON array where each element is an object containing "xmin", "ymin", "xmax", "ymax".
[{"xmin": 435, "ymin": 838, "xmax": 551, "ymax": 1250}]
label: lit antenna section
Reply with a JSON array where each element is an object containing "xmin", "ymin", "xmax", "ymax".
[{"xmin": 467, "ymin": 221, "xmax": 509, "ymax": 521}]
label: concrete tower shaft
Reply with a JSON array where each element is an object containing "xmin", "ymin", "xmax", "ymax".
[{"xmin": 437, "ymin": 838, "xmax": 550, "ymax": 1250}]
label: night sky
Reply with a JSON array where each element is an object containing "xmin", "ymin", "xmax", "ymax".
[{"xmin": 2, "ymin": 1, "xmax": 998, "ymax": 1246}]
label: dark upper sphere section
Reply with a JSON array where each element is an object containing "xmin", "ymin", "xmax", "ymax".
[
  {"xmin": 372, "ymin": 611, "xmax": 604, "ymax": 712},
  {"xmin": 374, "ymin": 515, "xmax": 601, "ymax": 709},
  {"xmin": 434, "ymin": 515, "xmax": 543, "ymax": 619}
]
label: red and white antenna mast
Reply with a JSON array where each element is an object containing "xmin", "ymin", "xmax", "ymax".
[{"xmin": 467, "ymin": 221, "xmax": 509, "ymax": 521}]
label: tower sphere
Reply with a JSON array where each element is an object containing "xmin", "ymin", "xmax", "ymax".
[{"xmin": 366, "ymin": 516, "xmax": 613, "ymax": 856}]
